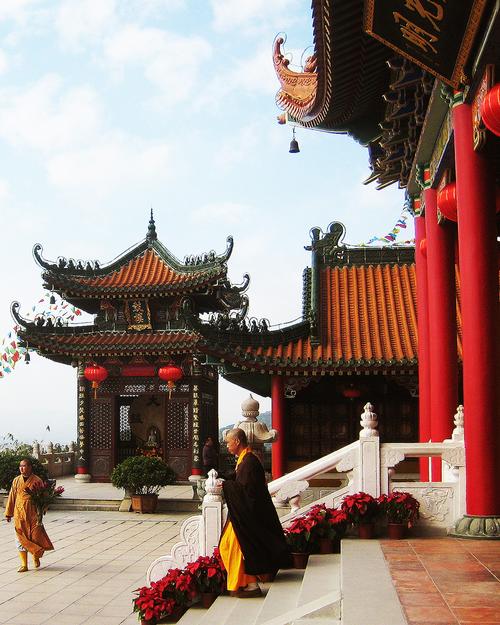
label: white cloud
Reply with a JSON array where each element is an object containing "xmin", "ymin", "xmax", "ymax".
[
  {"xmin": 212, "ymin": 123, "xmax": 260, "ymax": 170},
  {"xmin": 46, "ymin": 135, "xmax": 171, "ymax": 192},
  {"xmin": 0, "ymin": 74, "xmax": 101, "ymax": 152},
  {"xmin": 104, "ymin": 25, "xmax": 211, "ymax": 105},
  {"xmin": 0, "ymin": 179, "xmax": 9, "ymax": 202},
  {"xmin": 191, "ymin": 202, "xmax": 250, "ymax": 224},
  {"xmin": 210, "ymin": 0, "xmax": 300, "ymax": 34},
  {"xmin": 0, "ymin": 0, "xmax": 43, "ymax": 24},
  {"xmin": 0, "ymin": 49, "xmax": 8, "ymax": 74},
  {"xmin": 55, "ymin": 0, "xmax": 116, "ymax": 51}
]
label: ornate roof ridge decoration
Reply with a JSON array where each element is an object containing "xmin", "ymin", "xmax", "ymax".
[
  {"xmin": 273, "ymin": 35, "xmax": 323, "ymax": 123},
  {"xmin": 273, "ymin": 0, "xmax": 391, "ymax": 144},
  {"xmin": 33, "ymin": 234, "xmax": 234, "ymax": 279},
  {"xmin": 305, "ymin": 221, "xmax": 415, "ymax": 266}
]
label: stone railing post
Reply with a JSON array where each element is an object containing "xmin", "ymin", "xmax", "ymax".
[
  {"xmin": 32, "ymin": 442, "xmax": 40, "ymax": 459},
  {"xmin": 199, "ymin": 469, "xmax": 224, "ymax": 556},
  {"xmin": 359, "ymin": 403, "xmax": 380, "ymax": 497}
]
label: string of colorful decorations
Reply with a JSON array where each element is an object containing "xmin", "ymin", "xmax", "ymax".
[
  {"xmin": 0, "ymin": 292, "xmax": 83, "ymax": 379},
  {"xmin": 357, "ymin": 206, "xmax": 415, "ymax": 247}
]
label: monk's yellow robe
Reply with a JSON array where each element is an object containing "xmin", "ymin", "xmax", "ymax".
[
  {"xmin": 5, "ymin": 474, "xmax": 54, "ymax": 558},
  {"xmin": 219, "ymin": 447, "xmax": 257, "ymax": 591}
]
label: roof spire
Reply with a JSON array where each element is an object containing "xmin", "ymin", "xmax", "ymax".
[{"xmin": 146, "ymin": 208, "xmax": 157, "ymax": 243}]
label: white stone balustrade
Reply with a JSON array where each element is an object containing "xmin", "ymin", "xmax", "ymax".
[{"xmin": 146, "ymin": 403, "xmax": 466, "ymax": 583}]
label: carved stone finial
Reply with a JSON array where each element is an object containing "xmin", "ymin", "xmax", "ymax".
[
  {"xmin": 241, "ymin": 394, "xmax": 259, "ymax": 421},
  {"xmin": 232, "ymin": 395, "xmax": 278, "ymax": 449},
  {"xmin": 203, "ymin": 469, "xmax": 223, "ymax": 502},
  {"xmin": 360, "ymin": 402, "xmax": 379, "ymax": 438},
  {"xmin": 32, "ymin": 442, "xmax": 40, "ymax": 458},
  {"xmin": 146, "ymin": 208, "xmax": 157, "ymax": 243},
  {"xmin": 452, "ymin": 405, "xmax": 464, "ymax": 441}
]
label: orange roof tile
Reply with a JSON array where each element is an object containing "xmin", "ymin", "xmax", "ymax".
[
  {"xmin": 26, "ymin": 330, "xmax": 200, "ymax": 358},
  {"xmin": 49, "ymin": 249, "xmax": 225, "ymax": 295}
]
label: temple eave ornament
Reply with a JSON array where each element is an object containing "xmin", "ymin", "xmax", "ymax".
[{"xmin": 273, "ymin": 36, "xmax": 318, "ymax": 120}]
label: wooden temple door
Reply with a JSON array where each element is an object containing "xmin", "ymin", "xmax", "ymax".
[
  {"xmin": 164, "ymin": 396, "xmax": 190, "ymax": 480},
  {"xmin": 89, "ymin": 397, "xmax": 115, "ymax": 481}
]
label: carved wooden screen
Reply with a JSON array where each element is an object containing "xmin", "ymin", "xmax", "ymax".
[
  {"xmin": 89, "ymin": 397, "xmax": 114, "ymax": 481},
  {"xmin": 165, "ymin": 398, "xmax": 190, "ymax": 480},
  {"xmin": 117, "ymin": 397, "xmax": 138, "ymax": 464}
]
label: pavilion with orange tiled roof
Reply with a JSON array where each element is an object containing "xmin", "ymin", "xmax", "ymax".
[{"xmin": 12, "ymin": 212, "xmax": 250, "ymax": 482}]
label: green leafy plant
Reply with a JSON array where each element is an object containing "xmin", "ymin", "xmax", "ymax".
[
  {"xmin": 111, "ymin": 455, "xmax": 176, "ymax": 495},
  {"xmin": 0, "ymin": 452, "xmax": 48, "ymax": 492}
]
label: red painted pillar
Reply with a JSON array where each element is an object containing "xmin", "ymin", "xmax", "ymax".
[
  {"xmin": 414, "ymin": 209, "xmax": 430, "ymax": 481},
  {"xmin": 453, "ymin": 101, "xmax": 500, "ymax": 516},
  {"xmin": 424, "ymin": 184, "xmax": 458, "ymax": 481},
  {"xmin": 271, "ymin": 376, "xmax": 286, "ymax": 478}
]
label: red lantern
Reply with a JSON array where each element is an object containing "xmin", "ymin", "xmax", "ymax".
[
  {"xmin": 480, "ymin": 83, "xmax": 500, "ymax": 137},
  {"xmin": 158, "ymin": 364, "xmax": 183, "ymax": 398},
  {"xmin": 342, "ymin": 385, "xmax": 361, "ymax": 400},
  {"xmin": 84, "ymin": 364, "xmax": 108, "ymax": 398},
  {"xmin": 437, "ymin": 182, "xmax": 457, "ymax": 222},
  {"xmin": 121, "ymin": 365, "xmax": 156, "ymax": 377}
]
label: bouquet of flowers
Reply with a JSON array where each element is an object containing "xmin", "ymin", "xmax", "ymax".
[
  {"xmin": 284, "ymin": 515, "xmax": 317, "ymax": 553},
  {"xmin": 24, "ymin": 481, "xmax": 64, "ymax": 526},
  {"xmin": 378, "ymin": 492, "xmax": 420, "ymax": 527},
  {"xmin": 133, "ymin": 567, "xmax": 197, "ymax": 623},
  {"xmin": 185, "ymin": 549, "xmax": 226, "ymax": 595},
  {"xmin": 341, "ymin": 492, "xmax": 379, "ymax": 527}
]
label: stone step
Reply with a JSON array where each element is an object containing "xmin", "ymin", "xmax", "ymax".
[
  {"xmin": 254, "ymin": 569, "xmax": 305, "ymax": 625},
  {"xmin": 296, "ymin": 553, "xmax": 340, "ymax": 607},
  {"xmin": 50, "ymin": 499, "xmax": 121, "ymax": 511},
  {"xmin": 341, "ymin": 539, "xmax": 406, "ymax": 625}
]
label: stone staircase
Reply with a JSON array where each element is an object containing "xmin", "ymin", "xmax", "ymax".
[{"xmin": 176, "ymin": 540, "xmax": 406, "ymax": 625}]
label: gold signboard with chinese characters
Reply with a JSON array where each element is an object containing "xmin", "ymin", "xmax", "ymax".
[
  {"xmin": 363, "ymin": 0, "xmax": 488, "ymax": 88},
  {"xmin": 124, "ymin": 299, "xmax": 152, "ymax": 331}
]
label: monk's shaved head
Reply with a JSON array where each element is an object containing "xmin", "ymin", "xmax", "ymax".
[{"xmin": 226, "ymin": 428, "xmax": 248, "ymax": 447}]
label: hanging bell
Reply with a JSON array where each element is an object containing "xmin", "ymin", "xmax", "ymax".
[
  {"xmin": 25, "ymin": 351, "xmax": 30, "ymax": 364},
  {"xmin": 289, "ymin": 128, "xmax": 300, "ymax": 153},
  {"xmin": 49, "ymin": 289, "xmax": 56, "ymax": 305}
]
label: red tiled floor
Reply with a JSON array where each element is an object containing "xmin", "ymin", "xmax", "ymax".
[
  {"xmin": 381, "ymin": 538, "xmax": 500, "ymax": 625},
  {"xmin": 403, "ymin": 605, "xmax": 459, "ymax": 623},
  {"xmin": 452, "ymin": 608, "xmax": 500, "ymax": 622},
  {"xmin": 444, "ymin": 593, "xmax": 500, "ymax": 608}
]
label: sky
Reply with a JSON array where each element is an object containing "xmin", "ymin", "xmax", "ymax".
[{"xmin": 0, "ymin": 0, "xmax": 412, "ymax": 445}]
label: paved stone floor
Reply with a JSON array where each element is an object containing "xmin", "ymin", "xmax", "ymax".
[
  {"xmin": 55, "ymin": 475, "xmax": 195, "ymax": 500},
  {"xmin": 381, "ymin": 538, "xmax": 500, "ymax": 625},
  {"xmin": 0, "ymin": 510, "xmax": 189, "ymax": 625}
]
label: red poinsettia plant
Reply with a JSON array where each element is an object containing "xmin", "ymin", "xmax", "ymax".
[
  {"xmin": 378, "ymin": 492, "xmax": 420, "ymax": 527},
  {"xmin": 341, "ymin": 492, "xmax": 380, "ymax": 526},
  {"xmin": 305, "ymin": 504, "xmax": 349, "ymax": 541},
  {"xmin": 284, "ymin": 514, "xmax": 317, "ymax": 553},
  {"xmin": 185, "ymin": 548, "xmax": 226, "ymax": 594},
  {"xmin": 133, "ymin": 567, "xmax": 197, "ymax": 622}
]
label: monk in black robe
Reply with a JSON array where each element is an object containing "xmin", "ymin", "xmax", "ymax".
[{"xmin": 220, "ymin": 428, "xmax": 290, "ymax": 597}]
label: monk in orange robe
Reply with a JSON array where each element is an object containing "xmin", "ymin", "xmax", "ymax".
[{"xmin": 5, "ymin": 458, "xmax": 54, "ymax": 572}]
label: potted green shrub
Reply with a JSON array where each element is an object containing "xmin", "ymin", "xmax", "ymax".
[{"xmin": 111, "ymin": 456, "xmax": 176, "ymax": 513}]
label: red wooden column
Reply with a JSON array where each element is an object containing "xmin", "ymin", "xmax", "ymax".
[
  {"xmin": 453, "ymin": 99, "xmax": 500, "ymax": 523},
  {"xmin": 271, "ymin": 375, "xmax": 286, "ymax": 478},
  {"xmin": 414, "ymin": 205, "xmax": 431, "ymax": 481},
  {"xmin": 424, "ymin": 180, "xmax": 458, "ymax": 481}
]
